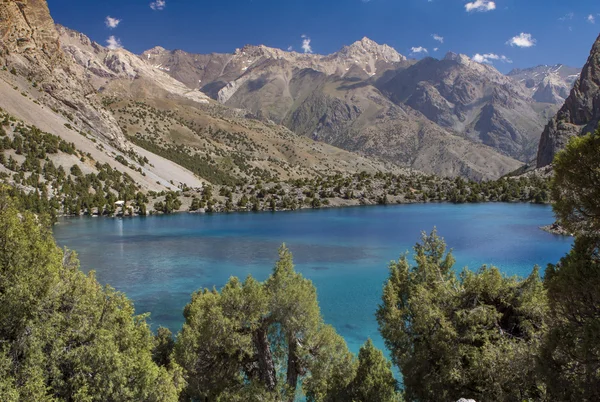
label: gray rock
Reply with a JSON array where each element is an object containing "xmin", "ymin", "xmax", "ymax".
[{"xmin": 537, "ymin": 34, "xmax": 600, "ymax": 167}]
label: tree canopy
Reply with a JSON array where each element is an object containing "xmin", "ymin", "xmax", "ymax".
[
  {"xmin": 540, "ymin": 126, "xmax": 600, "ymax": 401},
  {"xmin": 0, "ymin": 191, "xmax": 182, "ymax": 401},
  {"xmin": 552, "ymin": 127, "xmax": 600, "ymax": 235},
  {"xmin": 175, "ymin": 246, "xmax": 401, "ymax": 402},
  {"xmin": 377, "ymin": 229, "xmax": 547, "ymax": 402},
  {"xmin": 175, "ymin": 246, "xmax": 355, "ymax": 401}
]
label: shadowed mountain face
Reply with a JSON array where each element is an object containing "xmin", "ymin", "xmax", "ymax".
[
  {"xmin": 537, "ymin": 34, "xmax": 600, "ymax": 168},
  {"xmin": 142, "ymin": 40, "xmax": 580, "ymax": 170},
  {"xmin": 376, "ymin": 53, "xmax": 565, "ymax": 162}
]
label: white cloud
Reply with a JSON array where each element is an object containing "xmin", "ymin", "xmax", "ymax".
[
  {"xmin": 559, "ymin": 12, "xmax": 574, "ymax": 22},
  {"xmin": 588, "ymin": 14, "xmax": 596, "ymax": 24},
  {"xmin": 287, "ymin": 45, "xmax": 293, "ymax": 51},
  {"xmin": 472, "ymin": 53, "xmax": 512, "ymax": 64},
  {"xmin": 105, "ymin": 16, "xmax": 121, "ymax": 29},
  {"xmin": 150, "ymin": 0, "xmax": 166, "ymax": 11},
  {"xmin": 410, "ymin": 46, "xmax": 428, "ymax": 54},
  {"xmin": 433, "ymin": 47, "xmax": 439, "ymax": 52},
  {"xmin": 465, "ymin": 0, "xmax": 496, "ymax": 13},
  {"xmin": 301, "ymin": 35, "xmax": 312, "ymax": 54},
  {"xmin": 106, "ymin": 35, "xmax": 123, "ymax": 50},
  {"xmin": 507, "ymin": 33, "xmax": 536, "ymax": 48},
  {"xmin": 432, "ymin": 34, "xmax": 444, "ymax": 43}
]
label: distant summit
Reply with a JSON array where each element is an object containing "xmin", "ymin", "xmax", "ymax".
[
  {"xmin": 508, "ymin": 64, "xmax": 580, "ymax": 105},
  {"xmin": 335, "ymin": 37, "xmax": 405, "ymax": 63}
]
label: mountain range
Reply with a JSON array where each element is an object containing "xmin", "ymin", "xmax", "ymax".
[
  {"xmin": 142, "ymin": 38, "xmax": 579, "ymax": 165},
  {"xmin": 1, "ymin": 0, "xmax": 595, "ymax": 189}
]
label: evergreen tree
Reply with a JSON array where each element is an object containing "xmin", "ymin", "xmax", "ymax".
[
  {"xmin": 377, "ymin": 230, "xmax": 547, "ymax": 402},
  {"xmin": 347, "ymin": 339, "xmax": 401, "ymax": 402},
  {"xmin": 175, "ymin": 246, "xmax": 355, "ymax": 401},
  {"xmin": 540, "ymin": 126, "xmax": 600, "ymax": 400},
  {"xmin": 0, "ymin": 191, "xmax": 182, "ymax": 401},
  {"xmin": 552, "ymin": 127, "xmax": 600, "ymax": 235},
  {"xmin": 540, "ymin": 236, "xmax": 600, "ymax": 401}
]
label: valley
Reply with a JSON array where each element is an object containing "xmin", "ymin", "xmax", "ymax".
[{"xmin": 2, "ymin": 0, "xmax": 600, "ymax": 400}]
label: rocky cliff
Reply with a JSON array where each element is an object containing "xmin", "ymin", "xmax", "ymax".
[
  {"xmin": 0, "ymin": 0, "xmax": 126, "ymax": 147},
  {"xmin": 537, "ymin": 34, "xmax": 600, "ymax": 167}
]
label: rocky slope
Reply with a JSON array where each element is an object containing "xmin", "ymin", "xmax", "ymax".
[
  {"xmin": 376, "ymin": 53, "xmax": 560, "ymax": 161},
  {"xmin": 537, "ymin": 34, "xmax": 600, "ymax": 167},
  {"xmin": 142, "ymin": 42, "xmax": 525, "ymax": 179},
  {"xmin": 55, "ymin": 27, "xmax": 403, "ymax": 182},
  {"xmin": 143, "ymin": 40, "xmax": 573, "ymax": 169},
  {"xmin": 0, "ymin": 0, "xmax": 126, "ymax": 147},
  {"xmin": 57, "ymin": 25, "xmax": 210, "ymax": 105},
  {"xmin": 280, "ymin": 70, "xmax": 522, "ymax": 180},
  {"xmin": 508, "ymin": 64, "xmax": 580, "ymax": 105},
  {"xmin": 0, "ymin": 0, "xmax": 407, "ymax": 194}
]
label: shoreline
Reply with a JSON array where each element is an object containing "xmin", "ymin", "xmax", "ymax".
[{"xmin": 54, "ymin": 199, "xmax": 554, "ymax": 222}]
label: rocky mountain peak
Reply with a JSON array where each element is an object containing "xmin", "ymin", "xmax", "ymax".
[
  {"xmin": 336, "ymin": 37, "xmax": 405, "ymax": 63},
  {"xmin": 144, "ymin": 46, "xmax": 168, "ymax": 55},
  {"xmin": 234, "ymin": 44, "xmax": 290, "ymax": 60},
  {"xmin": 442, "ymin": 52, "xmax": 502, "ymax": 78},
  {"xmin": 507, "ymin": 63, "xmax": 580, "ymax": 105},
  {"xmin": 537, "ymin": 34, "xmax": 600, "ymax": 167},
  {"xmin": 443, "ymin": 52, "xmax": 469, "ymax": 64},
  {"xmin": 56, "ymin": 26, "xmax": 210, "ymax": 104}
]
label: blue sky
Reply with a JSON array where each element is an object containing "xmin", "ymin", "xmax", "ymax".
[{"xmin": 47, "ymin": 0, "xmax": 600, "ymax": 73}]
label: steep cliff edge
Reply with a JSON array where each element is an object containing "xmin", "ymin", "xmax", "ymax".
[{"xmin": 537, "ymin": 34, "xmax": 600, "ymax": 167}]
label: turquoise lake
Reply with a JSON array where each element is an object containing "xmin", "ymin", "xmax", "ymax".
[{"xmin": 53, "ymin": 203, "xmax": 573, "ymax": 356}]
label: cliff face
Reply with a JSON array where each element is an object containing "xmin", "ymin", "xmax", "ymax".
[
  {"xmin": 537, "ymin": 34, "xmax": 600, "ymax": 167},
  {"xmin": 0, "ymin": 0, "xmax": 60, "ymax": 63},
  {"xmin": 0, "ymin": 0, "xmax": 126, "ymax": 147}
]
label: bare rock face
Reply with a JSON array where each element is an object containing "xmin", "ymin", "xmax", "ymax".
[
  {"xmin": 0, "ymin": 0, "xmax": 126, "ymax": 148},
  {"xmin": 537, "ymin": 34, "xmax": 600, "ymax": 167},
  {"xmin": 140, "ymin": 41, "xmax": 524, "ymax": 180},
  {"xmin": 507, "ymin": 64, "xmax": 580, "ymax": 105},
  {"xmin": 56, "ymin": 25, "xmax": 210, "ymax": 105},
  {"xmin": 406, "ymin": 82, "xmax": 456, "ymax": 128},
  {"xmin": 378, "ymin": 53, "xmax": 552, "ymax": 161}
]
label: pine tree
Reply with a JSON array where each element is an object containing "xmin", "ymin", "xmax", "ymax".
[
  {"xmin": 348, "ymin": 339, "xmax": 401, "ymax": 402},
  {"xmin": 377, "ymin": 229, "xmax": 547, "ymax": 401},
  {"xmin": 539, "ymin": 126, "xmax": 600, "ymax": 400},
  {"xmin": 175, "ymin": 245, "xmax": 356, "ymax": 401},
  {"xmin": 0, "ymin": 190, "xmax": 182, "ymax": 401}
]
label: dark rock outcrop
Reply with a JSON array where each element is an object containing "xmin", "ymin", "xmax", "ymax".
[{"xmin": 537, "ymin": 34, "xmax": 600, "ymax": 167}]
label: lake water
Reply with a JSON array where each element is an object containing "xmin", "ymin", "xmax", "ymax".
[{"xmin": 53, "ymin": 203, "xmax": 573, "ymax": 356}]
